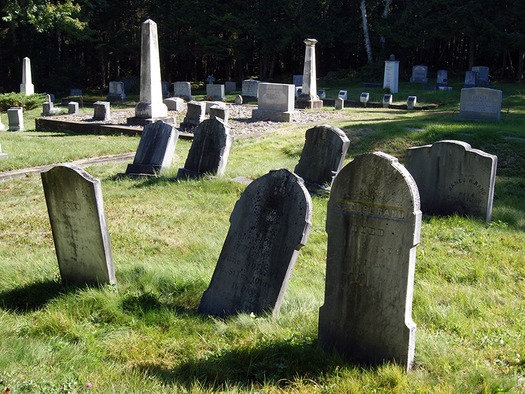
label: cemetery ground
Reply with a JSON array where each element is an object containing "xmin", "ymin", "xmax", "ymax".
[{"xmin": 0, "ymin": 82, "xmax": 524, "ymax": 392}]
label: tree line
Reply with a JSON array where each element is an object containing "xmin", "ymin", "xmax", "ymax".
[{"xmin": 0, "ymin": 0, "xmax": 523, "ymax": 95}]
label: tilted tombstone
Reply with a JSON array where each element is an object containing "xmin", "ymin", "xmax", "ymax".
[
  {"xmin": 198, "ymin": 169, "xmax": 312, "ymax": 317},
  {"xmin": 181, "ymin": 101, "xmax": 206, "ymax": 128},
  {"xmin": 93, "ymin": 101, "xmax": 111, "ymax": 121},
  {"xmin": 177, "ymin": 118, "xmax": 233, "ymax": 179},
  {"xmin": 173, "ymin": 81, "xmax": 192, "ymax": 101},
  {"xmin": 410, "ymin": 65, "xmax": 428, "ymax": 83},
  {"xmin": 41, "ymin": 164, "xmax": 116, "ymax": 285},
  {"xmin": 294, "ymin": 124, "xmax": 349, "ymax": 192},
  {"xmin": 252, "ymin": 83, "xmax": 296, "ymax": 122},
  {"xmin": 318, "ymin": 152, "xmax": 421, "ymax": 370},
  {"xmin": 7, "ymin": 107, "xmax": 23, "ymax": 131},
  {"xmin": 459, "ymin": 87, "xmax": 502, "ymax": 122},
  {"xmin": 405, "ymin": 140, "xmax": 497, "ymax": 222},
  {"xmin": 125, "ymin": 120, "xmax": 178, "ymax": 176}
]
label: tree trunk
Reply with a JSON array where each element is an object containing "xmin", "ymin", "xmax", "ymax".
[
  {"xmin": 380, "ymin": 0, "xmax": 393, "ymax": 50},
  {"xmin": 360, "ymin": 0, "xmax": 373, "ymax": 63},
  {"xmin": 517, "ymin": 49, "xmax": 524, "ymax": 81}
]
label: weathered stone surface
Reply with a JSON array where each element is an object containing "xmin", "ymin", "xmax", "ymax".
[
  {"xmin": 294, "ymin": 124, "xmax": 349, "ymax": 191},
  {"xmin": 335, "ymin": 97, "xmax": 344, "ymax": 110},
  {"xmin": 242, "ymin": 79, "xmax": 259, "ymax": 98},
  {"xmin": 41, "ymin": 164, "xmax": 116, "ymax": 285},
  {"xmin": 437, "ymin": 70, "xmax": 448, "ymax": 86},
  {"xmin": 407, "ymin": 96, "xmax": 417, "ymax": 110},
  {"xmin": 383, "ymin": 94, "xmax": 392, "ymax": 107},
  {"xmin": 471, "ymin": 66, "xmax": 489, "ymax": 86},
  {"xmin": 459, "ymin": 87, "xmax": 502, "ymax": 122},
  {"xmin": 93, "ymin": 101, "xmax": 111, "ymax": 121},
  {"xmin": 7, "ymin": 107, "xmax": 24, "ymax": 131},
  {"xmin": 177, "ymin": 118, "xmax": 233, "ymax": 179},
  {"xmin": 173, "ymin": 81, "xmax": 192, "ymax": 101},
  {"xmin": 206, "ymin": 84, "xmax": 225, "ymax": 100},
  {"xmin": 163, "ymin": 97, "xmax": 185, "ymax": 111},
  {"xmin": 108, "ymin": 81, "xmax": 126, "ymax": 101},
  {"xmin": 68, "ymin": 102, "xmax": 79, "ymax": 115},
  {"xmin": 209, "ymin": 105, "xmax": 229, "ymax": 123},
  {"xmin": 318, "ymin": 152, "xmax": 421, "ymax": 370},
  {"xmin": 383, "ymin": 56, "xmax": 400, "ymax": 93},
  {"xmin": 20, "ymin": 57, "xmax": 34, "ymax": 95},
  {"xmin": 198, "ymin": 169, "xmax": 312, "ymax": 317},
  {"xmin": 125, "ymin": 120, "xmax": 178, "ymax": 176},
  {"xmin": 410, "ymin": 65, "xmax": 428, "ymax": 83},
  {"xmin": 405, "ymin": 140, "xmax": 497, "ymax": 221},
  {"xmin": 181, "ymin": 101, "xmax": 206, "ymax": 128},
  {"xmin": 225, "ymin": 81, "xmax": 237, "ymax": 93},
  {"xmin": 252, "ymin": 83, "xmax": 296, "ymax": 122}
]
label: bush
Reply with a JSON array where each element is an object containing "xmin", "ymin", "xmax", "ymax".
[{"xmin": 0, "ymin": 92, "xmax": 47, "ymax": 111}]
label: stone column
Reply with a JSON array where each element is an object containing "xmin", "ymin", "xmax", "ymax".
[
  {"xmin": 297, "ymin": 39, "xmax": 323, "ymax": 109},
  {"xmin": 134, "ymin": 19, "xmax": 168, "ymax": 120},
  {"xmin": 20, "ymin": 57, "xmax": 34, "ymax": 95}
]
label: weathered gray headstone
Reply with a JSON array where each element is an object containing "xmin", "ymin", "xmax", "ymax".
[
  {"xmin": 181, "ymin": 101, "xmax": 206, "ymax": 128},
  {"xmin": 198, "ymin": 168, "xmax": 312, "ymax": 317},
  {"xmin": 7, "ymin": 107, "xmax": 23, "ymax": 131},
  {"xmin": 108, "ymin": 81, "xmax": 126, "ymax": 100},
  {"xmin": 338, "ymin": 90, "xmax": 348, "ymax": 100},
  {"xmin": 294, "ymin": 125, "xmax": 349, "ymax": 191},
  {"xmin": 42, "ymin": 101, "xmax": 54, "ymax": 116},
  {"xmin": 405, "ymin": 140, "xmax": 497, "ymax": 221},
  {"xmin": 410, "ymin": 65, "xmax": 428, "ymax": 83},
  {"xmin": 68, "ymin": 102, "xmax": 79, "ymax": 114},
  {"xmin": 437, "ymin": 70, "xmax": 448, "ymax": 86},
  {"xmin": 125, "ymin": 120, "xmax": 178, "ymax": 176},
  {"xmin": 407, "ymin": 96, "xmax": 417, "ymax": 110},
  {"xmin": 318, "ymin": 152, "xmax": 421, "ymax": 370},
  {"xmin": 472, "ymin": 66, "xmax": 489, "ymax": 86},
  {"xmin": 318, "ymin": 90, "xmax": 326, "ymax": 99},
  {"xmin": 205, "ymin": 84, "xmax": 225, "ymax": 100},
  {"xmin": 383, "ymin": 94, "xmax": 393, "ymax": 107},
  {"xmin": 41, "ymin": 164, "xmax": 116, "ymax": 285},
  {"xmin": 383, "ymin": 55, "xmax": 400, "ymax": 93},
  {"xmin": 70, "ymin": 88, "xmax": 83, "ymax": 97},
  {"xmin": 163, "ymin": 97, "xmax": 185, "ymax": 111},
  {"xmin": 205, "ymin": 101, "xmax": 226, "ymax": 114},
  {"xmin": 173, "ymin": 81, "xmax": 192, "ymax": 101},
  {"xmin": 93, "ymin": 101, "xmax": 110, "ymax": 121},
  {"xmin": 225, "ymin": 81, "xmax": 237, "ymax": 93},
  {"xmin": 360, "ymin": 92, "xmax": 370, "ymax": 106},
  {"xmin": 335, "ymin": 97, "xmax": 344, "ymax": 110},
  {"xmin": 296, "ymin": 38, "xmax": 323, "ymax": 109},
  {"xmin": 20, "ymin": 57, "xmax": 34, "ymax": 95},
  {"xmin": 234, "ymin": 95, "xmax": 243, "ymax": 105},
  {"xmin": 209, "ymin": 105, "xmax": 229, "ymax": 123},
  {"xmin": 459, "ymin": 87, "xmax": 502, "ymax": 122},
  {"xmin": 242, "ymin": 79, "xmax": 259, "ymax": 99},
  {"xmin": 177, "ymin": 118, "xmax": 233, "ymax": 179},
  {"xmin": 252, "ymin": 83, "xmax": 296, "ymax": 122},
  {"xmin": 464, "ymin": 70, "xmax": 477, "ymax": 87}
]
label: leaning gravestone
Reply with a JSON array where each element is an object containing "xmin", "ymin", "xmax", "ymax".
[
  {"xmin": 459, "ymin": 87, "xmax": 502, "ymax": 122},
  {"xmin": 294, "ymin": 125, "xmax": 349, "ymax": 192},
  {"xmin": 318, "ymin": 152, "xmax": 421, "ymax": 370},
  {"xmin": 405, "ymin": 140, "xmax": 497, "ymax": 222},
  {"xmin": 180, "ymin": 101, "xmax": 205, "ymax": 129},
  {"xmin": 177, "ymin": 118, "xmax": 233, "ymax": 179},
  {"xmin": 41, "ymin": 164, "xmax": 116, "ymax": 285},
  {"xmin": 125, "ymin": 120, "xmax": 178, "ymax": 176},
  {"xmin": 198, "ymin": 169, "xmax": 312, "ymax": 317}
]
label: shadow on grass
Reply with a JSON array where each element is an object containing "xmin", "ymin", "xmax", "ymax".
[
  {"xmin": 0, "ymin": 279, "xmax": 82, "ymax": 312},
  {"xmin": 136, "ymin": 339, "xmax": 355, "ymax": 390}
]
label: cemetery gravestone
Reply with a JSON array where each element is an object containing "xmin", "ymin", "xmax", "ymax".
[
  {"xmin": 20, "ymin": 57, "xmax": 35, "ymax": 95},
  {"xmin": 335, "ymin": 97, "xmax": 344, "ymax": 110},
  {"xmin": 107, "ymin": 81, "xmax": 126, "ymax": 100},
  {"xmin": 68, "ymin": 102, "xmax": 79, "ymax": 114},
  {"xmin": 464, "ymin": 71, "xmax": 477, "ymax": 87},
  {"xmin": 70, "ymin": 88, "xmax": 83, "ymax": 97},
  {"xmin": 209, "ymin": 105, "xmax": 229, "ymax": 123},
  {"xmin": 242, "ymin": 79, "xmax": 259, "ymax": 99},
  {"xmin": 318, "ymin": 90, "xmax": 326, "ymax": 99},
  {"xmin": 125, "ymin": 120, "xmax": 178, "ymax": 176},
  {"xmin": 198, "ymin": 169, "xmax": 312, "ymax": 317},
  {"xmin": 293, "ymin": 74, "xmax": 303, "ymax": 87},
  {"xmin": 437, "ymin": 70, "xmax": 448, "ymax": 86},
  {"xmin": 205, "ymin": 101, "xmax": 226, "ymax": 114},
  {"xmin": 41, "ymin": 164, "xmax": 116, "ymax": 285},
  {"xmin": 42, "ymin": 101, "xmax": 54, "ymax": 116},
  {"xmin": 297, "ymin": 38, "xmax": 323, "ymax": 109},
  {"xmin": 162, "ymin": 81, "xmax": 170, "ymax": 98},
  {"xmin": 206, "ymin": 84, "xmax": 225, "ymax": 100},
  {"xmin": 338, "ymin": 90, "xmax": 348, "ymax": 100},
  {"xmin": 225, "ymin": 81, "xmax": 237, "ymax": 93},
  {"xmin": 383, "ymin": 55, "xmax": 400, "ymax": 93},
  {"xmin": 234, "ymin": 95, "xmax": 243, "ymax": 105},
  {"xmin": 459, "ymin": 87, "xmax": 502, "ymax": 122},
  {"xmin": 93, "ymin": 101, "xmax": 111, "ymax": 121},
  {"xmin": 318, "ymin": 152, "xmax": 421, "ymax": 370},
  {"xmin": 181, "ymin": 101, "xmax": 206, "ymax": 129},
  {"xmin": 294, "ymin": 125, "xmax": 350, "ymax": 192},
  {"xmin": 383, "ymin": 94, "xmax": 393, "ymax": 108},
  {"xmin": 410, "ymin": 65, "xmax": 428, "ymax": 83},
  {"xmin": 360, "ymin": 92, "xmax": 370, "ymax": 106},
  {"xmin": 7, "ymin": 107, "xmax": 23, "ymax": 131},
  {"xmin": 405, "ymin": 140, "xmax": 497, "ymax": 222},
  {"xmin": 163, "ymin": 97, "xmax": 185, "ymax": 111},
  {"xmin": 472, "ymin": 66, "xmax": 489, "ymax": 86},
  {"xmin": 252, "ymin": 83, "xmax": 296, "ymax": 122},
  {"xmin": 407, "ymin": 96, "xmax": 417, "ymax": 110},
  {"xmin": 177, "ymin": 118, "xmax": 233, "ymax": 179},
  {"xmin": 173, "ymin": 81, "xmax": 192, "ymax": 101}
]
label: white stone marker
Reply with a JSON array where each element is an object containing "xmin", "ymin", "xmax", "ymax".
[
  {"xmin": 134, "ymin": 19, "xmax": 168, "ymax": 119},
  {"xmin": 383, "ymin": 94, "xmax": 393, "ymax": 108},
  {"xmin": 318, "ymin": 152, "xmax": 421, "ymax": 371},
  {"xmin": 383, "ymin": 54, "xmax": 400, "ymax": 93},
  {"xmin": 0, "ymin": 113, "xmax": 5, "ymax": 131},
  {"xmin": 407, "ymin": 96, "xmax": 417, "ymax": 110},
  {"xmin": 7, "ymin": 107, "xmax": 24, "ymax": 131},
  {"xmin": 41, "ymin": 164, "xmax": 116, "ymax": 285},
  {"xmin": 252, "ymin": 83, "xmax": 296, "ymax": 122},
  {"xmin": 68, "ymin": 102, "xmax": 79, "ymax": 114},
  {"xmin": 297, "ymin": 38, "xmax": 323, "ymax": 109},
  {"xmin": 20, "ymin": 57, "xmax": 34, "ymax": 95}
]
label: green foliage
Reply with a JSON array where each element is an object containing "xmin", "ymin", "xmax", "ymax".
[{"xmin": 0, "ymin": 92, "xmax": 46, "ymax": 111}]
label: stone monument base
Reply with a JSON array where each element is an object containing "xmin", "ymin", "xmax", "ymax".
[
  {"xmin": 295, "ymin": 98, "xmax": 323, "ymax": 109},
  {"xmin": 252, "ymin": 109, "xmax": 296, "ymax": 122},
  {"xmin": 124, "ymin": 163, "xmax": 161, "ymax": 176},
  {"xmin": 126, "ymin": 116, "xmax": 176, "ymax": 126}
]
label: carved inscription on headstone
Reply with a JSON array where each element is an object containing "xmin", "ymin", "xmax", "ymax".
[
  {"xmin": 41, "ymin": 164, "xmax": 116, "ymax": 285},
  {"xmin": 198, "ymin": 169, "xmax": 312, "ymax": 317},
  {"xmin": 405, "ymin": 140, "xmax": 497, "ymax": 221},
  {"xmin": 318, "ymin": 152, "xmax": 421, "ymax": 370}
]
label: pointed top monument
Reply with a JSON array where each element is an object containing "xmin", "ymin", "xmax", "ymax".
[
  {"xmin": 296, "ymin": 39, "xmax": 323, "ymax": 109},
  {"xmin": 20, "ymin": 57, "xmax": 34, "ymax": 96}
]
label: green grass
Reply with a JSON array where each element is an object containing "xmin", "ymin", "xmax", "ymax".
[{"xmin": 0, "ymin": 83, "xmax": 524, "ymax": 392}]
